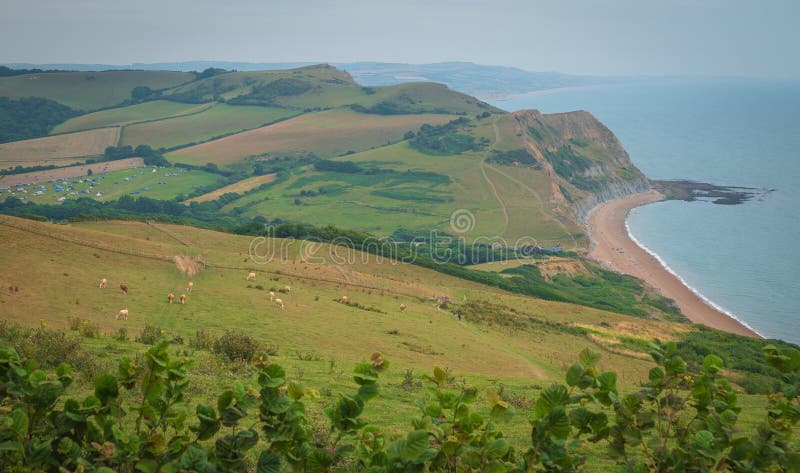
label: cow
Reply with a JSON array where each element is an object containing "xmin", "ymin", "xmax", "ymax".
[
  {"xmin": 339, "ymin": 295, "xmax": 349, "ymax": 304},
  {"xmin": 399, "ymin": 303, "xmax": 407, "ymax": 312},
  {"xmin": 278, "ymin": 285, "xmax": 291, "ymax": 294},
  {"xmin": 99, "ymin": 278, "xmax": 107, "ymax": 289},
  {"xmin": 274, "ymin": 298, "xmax": 285, "ymax": 310},
  {"xmin": 246, "ymin": 272, "xmax": 256, "ymax": 281},
  {"xmin": 120, "ymin": 283, "xmax": 128, "ymax": 295},
  {"xmin": 116, "ymin": 309, "xmax": 128, "ymax": 320},
  {"xmin": 187, "ymin": 282, "xmax": 194, "ymax": 293},
  {"xmin": 180, "ymin": 294, "xmax": 187, "ymax": 304},
  {"xmin": 168, "ymin": 293, "xmax": 175, "ymax": 304},
  {"xmin": 268, "ymin": 291, "xmax": 275, "ymax": 301}
]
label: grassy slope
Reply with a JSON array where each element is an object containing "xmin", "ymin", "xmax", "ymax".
[
  {"xmin": 167, "ymin": 109, "xmax": 454, "ymax": 166},
  {"xmin": 52, "ymin": 100, "xmax": 209, "ymax": 134},
  {"xmin": 121, "ymin": 103, "xmax": 297, "ymax": 150},
  {"xmin": 0, "ymin": 216, "xmax": 775, "ymax": 459},
  {"xmin": 0, "ymin": 71, "xmax": 194, "ymax": 110},
  {"xmin": 222, "ymin": 116, "xmax": 583, "ymax": 245},
  {"xmin": 0, "ymin": 127, "xmax": 120, "ymax": 169}
]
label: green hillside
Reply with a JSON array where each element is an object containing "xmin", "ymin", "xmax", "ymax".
[
  {"xmin": 52, "ymin": 100, "xmax": 208, "ymax": 133},
  {"xmin": 0, "ymin": 70, "xmax": 194, "ymax": 110}
]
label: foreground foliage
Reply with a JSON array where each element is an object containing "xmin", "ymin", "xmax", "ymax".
[{"xmin": 0, "ymin": 336, "xmax": 798, "ymax": 472}]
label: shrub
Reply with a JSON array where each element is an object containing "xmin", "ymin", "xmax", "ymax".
[
  {"xmin": 212, "ymin": 330, "xmax": 259, "ymax": 361},
  {"xmin": 191, "ymin": 328, "xmax": 215, "ymax": 350},
  {"xmin": 136, "ymin": 323, "xmax": 165, "ymax": 345},
  {"xmin": 114, "ymin": 327, "xmax": 128, "ymax": 342}
]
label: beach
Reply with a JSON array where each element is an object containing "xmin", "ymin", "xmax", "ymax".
[{"xmin": 587, "ymin": 190, "xmax": 760, "ymax": 338}]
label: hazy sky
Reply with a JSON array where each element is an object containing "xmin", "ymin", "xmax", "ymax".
[{"xmin": 2, "ymin": 0, "xmax": 798, "ymax": 78}]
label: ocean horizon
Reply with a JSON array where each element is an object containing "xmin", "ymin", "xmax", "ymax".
[{"xmin": 490, "ymin": 79, "xmax": 800, "ymax": 344}]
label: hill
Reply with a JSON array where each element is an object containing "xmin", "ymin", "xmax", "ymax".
[{"xmin": 0, "ymin": 70, "xmax": 194, "ymax": 110}]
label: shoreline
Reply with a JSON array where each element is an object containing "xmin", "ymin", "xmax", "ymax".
[{"xmin": 586, "ymin": 190, "xmax": 761, "ymax": 338}]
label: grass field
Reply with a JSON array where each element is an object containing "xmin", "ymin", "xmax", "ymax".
[
  {"xmin": 167, "ymin": 109, "xmax": 454, "ymax": 166},
  {"xmin": 1, "ymin": 166, "xmax": 222, "ymax": 204},
  {"xmin": 220, "ymin": 118, "xmax": 582, "ymax": 245},
  {"xmin": 52, "ymin": 100, "xmax": 209, "ymax": 134},
  {"xmin": 0, "ymin": 127, "xmax": 120, "ymax": 169},
  {"xmin": 185, "ymin": 173, "xmax": 277, "ymax": 203},
  {"xmin": 0, "ymin": 70, "xmax": 194, "ymax": 110},
  {"xmin": 121, "ymin": 103, "xmax": 297, "ymax": 150}
]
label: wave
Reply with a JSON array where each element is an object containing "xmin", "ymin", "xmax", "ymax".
[{"xmin": 624, "ymin": 211, "xmax": 763, "ymax": 337}]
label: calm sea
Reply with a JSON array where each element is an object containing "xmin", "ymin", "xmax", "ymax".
[{"xmin": 490, "ymin": 79, "xmax": 800, "ymax": 343}]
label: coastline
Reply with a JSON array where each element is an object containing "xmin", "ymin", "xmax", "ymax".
[{"xmin": 586, "ymin": 190, "xmax": 761, "ymax": 338}]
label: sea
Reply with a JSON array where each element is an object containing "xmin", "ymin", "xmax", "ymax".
[{"xmin": 489, "ymin": 79, "xmax": 800, "ymax": 344}]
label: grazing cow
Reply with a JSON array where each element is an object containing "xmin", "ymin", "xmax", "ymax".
[
  {"xmin": 168, "ymin": 293, "xmax": 175, "ymax": 304},
  {"xmin": 180, "ymin": 294, "xmax": 187, "ymax": 304},
  {"xmin": 99, "ymin": 278, "xmax": 107, "ymax": 289},
  {"xmin": 279, "ymin": 285, "xmax": 291, "ymax": 294},
  {"xmin": 246, "ymin": 272, "xmax": 256, "ymax": 281},
  {"xmin": 274, "ymin": 298, "xmax": 285, "ymax": 310},
  {"xmin": 268, "ymin": 291, "xmax": 275, "ymax": 301},
  {"xmin": 116, "ymin": 309, "xmax": 128, "ymax": 320},
  {"xmin": 187, "ymin": 282, "xmax": 194, "ymax": 293},
  {"xmin": 399, "ymin": 303, "xmax": 407, "ymax": 312},
  {"xmin": 339, "ymin": 296, "xmax": 349, "ymax": 304},
  {"xmin": 120, "ymin": 283, "xmax": 128, "ymax": 295}
]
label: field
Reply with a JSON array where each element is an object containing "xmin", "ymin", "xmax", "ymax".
[
  {"xmin": 221, "ymin": 118, "xmax": 584, "ymax": 244},
  {"xmin": 185, "ymin": 173, "xmax": 277, "ymax": 203},
  {"xmin": 52, "ymin": 100, "xmax": 209, "ymax": 133},
  {"xmin": 0, "ymin": 157, "xmax": 143, "ymax": 187},
  {"xmin": 121, "ymin": 103, "xmax": 297, "ymax": 150},
  {"xmin": 0, "ymin": 127, "xmax": 120, "ymax": 169},
  {"xmin": 0, "ymin": 215, "xmax": 784, "ymax": 464},
  {"xmin": 1, "ymin": 166, "xmax": 222, "ymax": 204},
  {"xmin": 0, "ymin": 70, "xmax": 194, "ymax": 110},
  {"xmin": 168, "ymin": 109, "xmax": 454, "ymax": 166}
]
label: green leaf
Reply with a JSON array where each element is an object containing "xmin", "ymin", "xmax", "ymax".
[
  {"xmin": 565, "ymin": 364, "xmax": 583, "ymax": 387},
  {"xmin": 486, "ymin": 438, "xmax": 510, "ymax": 458},
  {"xmin": 664, "ymin": 356, "xmax": 686, "ymax": 376},
  {"xmin": 597, "ymin": 371, "xmax": 617, "ymax": 391},
  {"xmin": 579, "ymin": 348, "xmax": 601, "ymax": 368},
  {"xmin": 217, "ymin": 390, "xmax": 234, "ymax": 412},
  {"xmin": 10, "ymin": 409, "xmax": 28, "ymax": 438},
  {"xmin": 535, "ymin": 384, "xmax": 569, "ymax": 418},
  {"xmin": 257, "ymin": 451, "xmax": 281, "ymax": 473},
  {"xmin": 694, "ymin": 430, "xmax": 714, "ymax": 449},
  {"xmin": 433, "ymin": 366, "xmax": 447, "ymax": 384},
  {"xmin": 648, "ymin": 367, "xmax": 665, "ymax": 384},
  {"xmin": 135, "ymin": 459, "xmax": 159, "ymax": 473},
  {"xmin": 702, "ymin": 354, "xmax": 724, "ymax": 374},
  {"xmin": 402, "ymin": 430, "xmax": 429, "ymax": 462},
  {"xmin": 287, "ymin": 381, "xmax": 305, "ymax": 400},
  {"xmin": 353, "ymin": 362, "xmax": 378, "ymax": 386},
  {"xmin": 94, "ymin": 374, "xmax": 119, "ymax": 405}
]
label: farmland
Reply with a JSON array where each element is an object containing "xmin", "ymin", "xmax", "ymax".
[
  {"xmin": 121, "ymin": 103, "xmax": 297, "ymax": 150},
  {"xmin": 0, "ymin": 127, "xmax": 120, "ymax": 169},
  {"xmin": 167, "ymin": 109, "xmax": 454, "ymax": 166},
  {"xmin": 52, "ymin": 100, "xmax": 209, "ymax": 134},
  {"xmin": 185, "ymin": 173, "xmax": 277, "ymax": 203}
]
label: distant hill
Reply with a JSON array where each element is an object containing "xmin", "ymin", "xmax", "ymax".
[{"xmin": 3, "ymin": 61, "xmax": 617, "ymax": 99}]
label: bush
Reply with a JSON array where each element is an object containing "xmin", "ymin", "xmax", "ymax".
[
  {"xmin": 114, "ymin": 327, "xmax": 128, "ymax": 342},
  {"xmin": 212, "ymin": 330, "xmax": 259, "ymax": 361},
  {"xmin": 191, "ymin": 328, "xmax": 215, "ymax": 350},
  {"xmin": 136, "ymin": 323, "xmax": 165, "ymax": 345}
]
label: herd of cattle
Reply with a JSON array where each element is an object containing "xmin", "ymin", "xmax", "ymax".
[{"xmin": 100, "ymin": 271, "xmax": 448, "ymax": 322}]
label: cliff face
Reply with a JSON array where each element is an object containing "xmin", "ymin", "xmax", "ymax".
[{"xmin": 511, "ymin": 109, "xmax": 650, "ymax": 223}]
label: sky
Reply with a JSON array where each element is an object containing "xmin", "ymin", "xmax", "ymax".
[{"xmin": 1, "ymin": 0, "xmax": 798, "ymax": 78}]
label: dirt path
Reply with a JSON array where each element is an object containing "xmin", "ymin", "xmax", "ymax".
[{"xmin": 478, "ymin": 119, "xmax": 510, "ymax": 235}]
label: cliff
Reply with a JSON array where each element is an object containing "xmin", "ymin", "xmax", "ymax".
[{"xmin": 511, "ymin": 109, "xmax": 650, "ymax": 223}]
